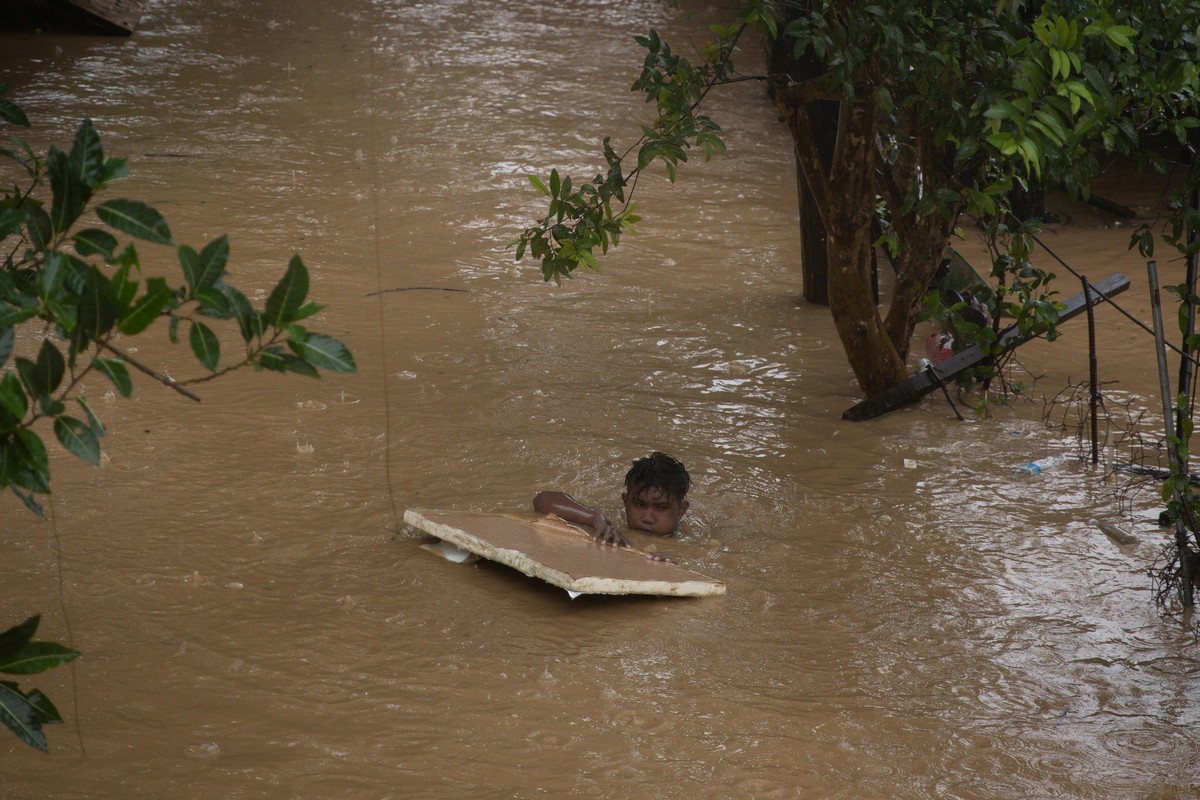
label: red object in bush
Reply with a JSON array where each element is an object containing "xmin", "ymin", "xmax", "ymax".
[{"xmin": 925, "ymin": 332, "xmax": 954, "ymax": 364}]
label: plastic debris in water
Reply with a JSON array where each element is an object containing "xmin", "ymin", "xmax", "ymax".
[{"xmin": 1014, "ymin": 454, "xmax": 1069, "ymax": 475}]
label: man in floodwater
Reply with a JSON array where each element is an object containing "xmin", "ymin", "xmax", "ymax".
[{"xmin": 533, "ymin": 451, "xmax": 690, "ymax": 549}]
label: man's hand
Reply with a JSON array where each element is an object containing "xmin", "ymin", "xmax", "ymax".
[
  {"xmin": 590, "ymin": 513, "xmax": 628, "ymax": 548},
  {"xmin": 532, "ymin": 492, "xmax": 629, "ymax": 548}
]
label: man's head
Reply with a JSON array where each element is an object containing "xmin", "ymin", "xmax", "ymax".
[{"xmin": 621, "ymin": 452, "xmax": 690, "ymax": 535}]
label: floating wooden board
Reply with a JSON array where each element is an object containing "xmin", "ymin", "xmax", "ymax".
[
  {"xmin": 404, "ymin": 509, "xmax": 726, "ymax": 598},
  {"xmin": 842, "ymin": 272, "xmax": 1131, "ymax": 421}
]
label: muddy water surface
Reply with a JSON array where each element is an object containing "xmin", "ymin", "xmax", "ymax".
[{"xmin": 2, "ymin": 2, "xmax": 1197, "ymax": 798}]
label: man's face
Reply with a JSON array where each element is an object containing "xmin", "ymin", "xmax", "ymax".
[{"xmin": 622, "ymin": 486, "xmax": 688, "ymax": 535}]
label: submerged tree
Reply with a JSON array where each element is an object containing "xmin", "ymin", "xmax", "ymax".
[{"xmin": 510, "ymin": 0, "xmax": 1200, "ymax": 398}]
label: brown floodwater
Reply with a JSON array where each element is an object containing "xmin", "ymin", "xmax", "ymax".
[{"xmin": 2, "ymin": 1, "xmax": 1197, "ymax": 798}]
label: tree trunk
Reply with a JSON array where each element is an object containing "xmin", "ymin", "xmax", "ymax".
[
  {"xmin": 883, "ymin": 210, "xmax": 961, "ymax": 360},
  {"xmin": 823, "ymin": 99, "xmax": 908, "ymax": 395},
  {"xmin": 776, "ymin": 87, "xmax": 908, "ymax": 396},
  {"xmin": 796, "ymin": 99, "xmax": 839, "ymax": 306},
  {"xmin": 769, "ymin": 26, "xmax": 838, "ymax": 307},
  {"xmin": 876, "ymin": 127, "xmax": 968, "ymax": 362},
  {"xmin": 797, "ymin": 152, "xmax": 829, "ymax": 305}
]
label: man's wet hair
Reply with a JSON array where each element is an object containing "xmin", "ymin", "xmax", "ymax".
[{"xmin": 624, "ymin": 452, "xmax": 690, "ymax": 503}]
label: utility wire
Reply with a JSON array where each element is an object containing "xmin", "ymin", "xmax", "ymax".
[
  {"xmin": 1033, "ymin": 234, "xmax": 1200, "ymax": 368},
  {"xmin": 366, "ymin": 40, "xmax": 401, "ymax": 533},
  {"xmin": 48, "ymin": 503, "xmax": 85, "ymax": 757}
]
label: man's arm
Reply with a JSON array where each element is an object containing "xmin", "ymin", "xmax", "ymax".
[{"xmin": 532, "ymin": 491, "xmax": 627, "ymax": 547}]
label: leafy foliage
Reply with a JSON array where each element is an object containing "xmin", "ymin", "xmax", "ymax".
[
  {"xmin": 1159, "ymin": 283, "xmax": 1200, "ymax": 590},
  {"xmin": 509, "ymin": 23, "xmax": 746, "ymax": 283},
  {"xmin": 921, "ymin": 223, "xmax": 1066, "ymax": 390},
  {"xmin": 509, "ymin": 0, "xmax": 1199, "ymax": 398},
  {"xmin": 0, "ymin": 87, "xmax": 356, "ymax": 514},
  {"xmin": 0, "ymin": 615, "xmax": 80, "ymax": 752}
]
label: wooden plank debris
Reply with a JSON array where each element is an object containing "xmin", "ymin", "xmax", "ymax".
[
  {"xmin": 842, "ymin": 272, "xmax": 1131, "ymax": 421},
  {"xmin": 404, "ymin": 508, "xmax": 726, "ymax": 598}
]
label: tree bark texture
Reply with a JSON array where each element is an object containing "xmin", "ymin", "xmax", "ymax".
[{"xmin": 778, "ymin": 88, "xmax": 909, "ymax": 395}]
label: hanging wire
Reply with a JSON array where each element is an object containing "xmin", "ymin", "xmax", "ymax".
[
  {"xmin": 1034, "ymin": 234, "xmax": 1200, "ymax": 370},
  {"xmin": 366, "ymin": 40, "xmax": 402, "ymax": 534},
  {"xmin": 48, "ymin": 503, "xmax": 85, "ymax": 756}
]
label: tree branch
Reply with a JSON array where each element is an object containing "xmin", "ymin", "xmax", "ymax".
[{"xmin": 98, "ymin": 340, "xmax": 202, "ymax": 402}]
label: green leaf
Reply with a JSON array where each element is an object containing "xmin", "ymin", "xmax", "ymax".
[
  {"xmin": 288, "ymin": 333, "xmax": 357, "ymax": 373},
  {"xmin": 0, "ymin": 97, "xmax": 30, "ymax": 127},
  {"xmin": 54, "ymin": 417, "xmax": 100, "ymax": 466},
  {"xmin": 48, "ymin": 146, "xmax": 88, "ymax": 235},
  {"xmin": 9, "ymin": 428, "xmax": 50, "ymax": 494},
  {"xmin": 14, "ymin": 347, "xmax": 59, "ymax": 402},
  {"xmin": 76, "ymin": 396, "xmax": 105, "ymax": 437},
  {"xmin": 38, "ymin": 251, "xmax": 68, "ymax": 299},
  {"xmin": 110, "ymin": 242, "xmax": 140, "ymax": 274},
  {"xmin": 178, "ymin": 236, "xmax": 229, "ymax": 296},
  {"xmin": 64, "ymin": 251, "xmax": 96, "ymax": 288},
  {"xmin": 25, "ymin": 203, "xmax": 52, "ymax": 251},
  {"xmin": 23, "ymin": 689, "xmax": 63, "ymax": 725},
  {"xmin": 94, "ymin": 358, "xmax": 132, "ymax": 398},
  {"xmin": 38, "ymin": 396, "xmax": 65, "ymax": 418},
  {"xmin": 0, "ymin": 641, "xmax": 81, "ymax": 675},
  {"xmin": 110, "ymin": 261, "xmax": 138, "ymax": 310},
  {"xmin": 0, "ymin": 307, "xmax": 37, "ymax": 329},
  {"xmin": 188, "ymin": 321, "xmax": 220, "ymax": 372},
  {"xmin": 98, "ymin": 156, "xmax": 128, "ymax": 186},
  {"xmin": 258, "ymin": 348, "xmax": 320, "ymax": 378},
  {"xmin": 0, "ymin": 616, "xmax": 39, "ymax": 662},
  {"xmin": 256, "ymin": 348, "xmax": 287, "ymax": 373},
  {"xmin": 263, "ymin": 255, "xmax": 309, "ymax": 328},
  {"xmin": 0, "ymin": 327, "xmax": 14, "ymax": 370},
  {"xmin": 0, "ymin": 206, "xmax": 25, "ymax": 239},
  {"xmin": 194, "ymin": 286, "xmax": 231, "ymax": 318},
  {"xmin": 1104, "ymin": 25, "xmax": 1137, "ymax": 52},
  {"xmin": 219, "ymin": 284, "xmax": 261, "ymax": 343},
  {"xmin": 8, "ymin": 486, "xmax": 43, "ymax": 516},
  {"xmin": 873, "ymin": 85, "xmax": 894, "ymax": 116},
  {"xmin": 0, "ymin": 683, "xmax": 46, "ymax": 752},
  {"xmin": 0, "ymin": 443, "xmax": 15, "ymax": 488},
  {"xmin": 117, "ymin": 277, "xmax": 173, "ymax": 335},
  {"xmin": 0, "ymin": 372, "xmax": 27, "ymax": 431},
  {"xmin": 33, "ymin": 339, "xmax": 65, "ymax": 396},
  {"xmin": 69, "ymin": 117, "xmax": 104, "ymax": 188},
  {"xmin": 283, "ymin": 355, "xmax": 321, "ymax": 378},
  {"xmin": 44, "ymin": 299, "xmax": 78, "ymax": 335},
  {"xmin": 290, "ymin": 300, "xmax": 325, "ymax": 322},
  {"xmin": 94, "ymin": 199, "xmax": 173, "ymax": 245},
  {"xmin": 195, "ymin": 235, "xmax": 229, "ymax": 290},
  {"xmin": 77, "ymin": 265, "xmax": 121, "ymax": 342},
  {"xmin": 3, "ymin": 132, "xmax": 39, "ymax": 183}
]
